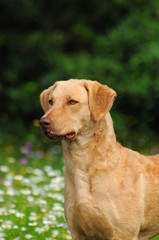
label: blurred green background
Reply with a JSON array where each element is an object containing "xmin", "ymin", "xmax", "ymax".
[{"xmin": 1, "ymin": 0, "xmax": 159, "ymax": 153}]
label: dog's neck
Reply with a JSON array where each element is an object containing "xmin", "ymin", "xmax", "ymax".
[{"xmin": 62, "ymin": 113, "xmax": 119, "ymax": 175}]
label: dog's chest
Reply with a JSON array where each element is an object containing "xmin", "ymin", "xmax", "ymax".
[
  {"xmin": 64, "ymin": 170, "xmax": 115, "ymax": 239},
  {"xmin": 65, "ymin": 170, "xmax": 143, "ymax": 240}
]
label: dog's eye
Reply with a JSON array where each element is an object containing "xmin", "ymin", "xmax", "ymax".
[
  {"xmin": 48, "ymin": 99, "xmax": 53, "ymax": 105},
  {"xmin": 69, "ymin": 100, "xmax": 78, "ymax": 105}
]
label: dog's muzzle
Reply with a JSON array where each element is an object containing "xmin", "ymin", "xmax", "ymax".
[{"xmin": 39, "ymin": 117, "xmax": 76, "ymax": 140}]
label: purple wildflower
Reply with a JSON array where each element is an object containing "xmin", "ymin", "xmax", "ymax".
[
  {"xmin": 20, "ymin": 142, "xmax": 33, "ymax": 157},
  {"xmin": 36, "ymin": 151, "xmax": 44, "ymax": 159},
  {"xmin": 20, "ymin": 158, "xmax": 28, "ymax": 165},
  {"xmin": 25, "ymin": 141, "xmax": 33, "ymax": 149},
  {"xmin": 57, "ymin": 223, "xmax": 67, "ymax": 227}
]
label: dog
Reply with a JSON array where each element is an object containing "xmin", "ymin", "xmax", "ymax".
[{"xmin": 40, "ymin": 79, "xmax": 159, "ymax": 240}]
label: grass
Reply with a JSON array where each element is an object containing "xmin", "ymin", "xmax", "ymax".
[
  {"xmin": 1, "ymin": 133, "xmax": 159, "ymax": 240},
  {"xmin": 0, "ymin": 139, "xmax": 71, "ymax": 240}
]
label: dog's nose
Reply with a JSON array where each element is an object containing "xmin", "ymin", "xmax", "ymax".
[{"xmin": 39, "ymin": 117, "xmax": 52, "ymax": 127}]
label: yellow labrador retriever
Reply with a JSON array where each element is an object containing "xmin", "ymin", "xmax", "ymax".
[{"xmin": 40, "ymin": 79, "xmax": 159, "ymax": 240}]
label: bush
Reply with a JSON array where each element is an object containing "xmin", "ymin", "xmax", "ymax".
[{"xmin": 1, "ymin": 0, "xmax": 159, "ymax": 150}]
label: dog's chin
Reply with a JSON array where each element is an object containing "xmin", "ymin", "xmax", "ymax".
[{"xmin": 42, "ymin": 129, "xmax": 76, "ymax": 141}]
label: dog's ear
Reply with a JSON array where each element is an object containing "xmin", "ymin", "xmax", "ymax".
[
  {"xmin": 84, "ymin": 81, "xmax": 117, "ymax": 121},
  {"xmin": 40, "ymin": 83, "xmax": 57, "ymax": 112}
]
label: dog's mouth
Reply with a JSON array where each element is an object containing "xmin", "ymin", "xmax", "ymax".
[
  {"xmin": 65, "ymin": 132, "xmax": 76, "ymax": 140},
  {"xmin": 42, "ymin": 128, "xmax": 76, "ymax": 141}
]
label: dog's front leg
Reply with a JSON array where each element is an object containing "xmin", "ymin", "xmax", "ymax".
[
  {"xmin": 74, "ymin": 168, "xmax": 114, "ymax": 239},
  {"xmin": 64, "ymin": 169, "xmax": 79, "ymax": 238},
  {"xmin": 64, "ymin": 169, "xmax": 90, "ymax": 240},
  {"xmin": 113, "ymin": 238, "xmax": 138, "ymax": 240}
]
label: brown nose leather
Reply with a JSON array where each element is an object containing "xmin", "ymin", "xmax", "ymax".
[{"xmin": 39, "ymin": 117, "xmax": 52, "ymax": 127}]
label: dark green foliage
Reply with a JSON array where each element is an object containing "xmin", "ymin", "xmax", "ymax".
[{"xmin": 1, "ymin": 0, "xmax": 159, "ymax": 150}]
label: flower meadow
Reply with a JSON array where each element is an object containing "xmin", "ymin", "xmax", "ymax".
[
  {"xmin": 0, "ymin": 142, "xmax": 71, "ymax": 240},
  {"xmin": 2, "ymin": 141, "xmax": 159, "ymax": 240}
]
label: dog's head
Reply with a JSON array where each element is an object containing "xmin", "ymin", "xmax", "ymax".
[{"xmin": 39, "ymin": 79, "xmax": 116, "ymax": 141}]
